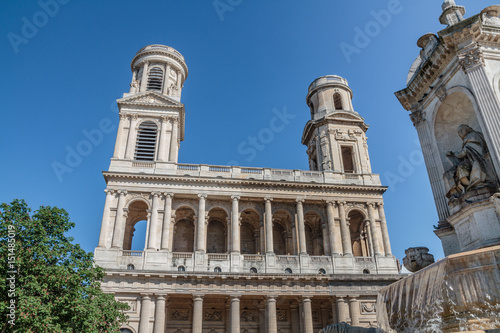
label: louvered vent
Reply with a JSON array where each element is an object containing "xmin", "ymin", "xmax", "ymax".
[
  {"xmin": 146, "ymin": 67, "xmax": 164, "ymax": 91},
  {"xmin": 134, "ymin": 121, "xmax": 158, "ymax": 161}
]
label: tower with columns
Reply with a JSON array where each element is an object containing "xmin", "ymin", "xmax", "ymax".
[
  {"xmin": 395, "ymin": 1, "xmax": 500, "ymax": 256},
  {"xmin": 95, "ymin": 45, "xmax": 400, "ymax": 333}
]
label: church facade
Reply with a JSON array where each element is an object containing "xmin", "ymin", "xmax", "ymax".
[{"xmin": 94, "ymin": 44, "xmax": 400, "ymax": 333}]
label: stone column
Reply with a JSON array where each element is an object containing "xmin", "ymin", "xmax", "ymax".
[
  {"xmin": 125, "ymin": 114, "xmax": 139, "ymax": 160},
  {"xmin": 140, "ymin": 61, "xmax": 149, "ymax": 92},
  {"xmin": 231, "ymin": 196, "xmax": 241, "ymax": 253},
  {"xmin": 163, "ymin": 63, "xmax": 171, "ymax": 95},
  {"xmin": 377, "ymin": 203, "xmax": 392, "ymax": 256},
  {"xmin": 113, "ymin": 114, "xmax": 129, "ymax": 159},
  {"xmin": 336, "ymin": 297, "xmax": 349, "ymax": 323},
  {"xmin": 153, "ymin": 295, "xmax": 167, "ymax": 333},
  {"xmin": 148, "ymin": 192, "xmax": 160, "ymax": 250},
  {"xmin": 365, "ymin": 220, "xmax": 375, "ymax": 257},
  {"xmin": 259, "ymin": 220, "xmax": 265, "ymax": 254},
  {"xmin": 460, "ymin": 45, "xmax": 500, "ymax": 177},
  {"xmin": 290, "ymin": 303, "xmax": 300, "ymax": 333},
  {"xmin": 410, "ymin": 110, "xmax": 450, "ymax": 221},
  {"xmin": 264, "ymin": 198, "xmax": 274, "ymax": 254},
  {"xmin": 229, "ymin": 295, "xmax": 240, "ymax": 333},
  {"xmin": 192, "ymin": 295, "xmax": 204, "ymax": 333},
  {"xmin": 322, "ymin": 223, "xmax": 330, "ymax": 255},
  {"xmin": 158, "ymin": 116, "xmax": 170, "ymax": 162},
  {"xmin": 367, "ymin": 203, "xmax": 382, "ymax": 256},
  {"xmin": 337, "ymin": 202, "xmax": 352, "ymax": 256},
  {"xmin": 326, "ymin": 201, "xmax": 340, "ymax": 255},
  {"xmin": 112, "ymin": 190, "xmax": 127, "ymax": 248},
  {"xmin": 139, "ymin": 294, "xmax": 152, "ymax": 333},
  {"xmin": 266, "ymin": 296, "xmax": 278, "ymax": 333},
  {"xmin": 196, "ymin": 194, "xmax": 207, "ymax": 252},
  {"xmin": 169, "ymin": 118, "xmax": 179, "ymax": 162},
  {"xmin": 161, "ymin": 193, "xmax": 173, "ymax": 250},
  {"xmin": 296, "ymin": 199, "xmax": 307, "ymax": 254},
  {"xmin": 98, "ymin": 189, "xmax": 114, "ymax": 248},
  {"xmin": 330, "ymin": 299, "xmax": 338, "ymax": 324},
  {"xmin": 302, "ymin": 297, "xmax": 314, "ymax": 333},
  {"xmin": 348, "ymin": 297, "xmax": 360, "ymax": 326}
]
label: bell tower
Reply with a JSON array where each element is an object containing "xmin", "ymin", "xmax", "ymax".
[
  {"xmin": 302, "ymin": 75, "xmax": 372, "ymax": 175},
  {"xmin": 109, "ymin": 44, "xmax": 188, "ymax": 173}
]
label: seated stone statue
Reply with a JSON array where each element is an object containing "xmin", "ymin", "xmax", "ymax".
[
  {"xmin": 445, "ymin": 124, "xmax": 489, "ymax": 199},
  {"xmin": 320, "ymin": 322, "xmax": 383, "ymax": 333}
]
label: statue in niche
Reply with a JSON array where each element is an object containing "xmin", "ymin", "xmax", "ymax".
[{"xmin": 445, "ymin": 125, "xmax": 491, "ymax": 199}]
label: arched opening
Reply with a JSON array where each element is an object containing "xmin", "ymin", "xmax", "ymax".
[
  {"xmin": 341, "ymin": 146, "xmax": 355, "ymax": 173},
  {"xmin": 272, "ymin": 210, "xmax": 293, "ymax": 255},
  {"xmin": 134, "ymin": 121, "xmax": 158, "ymax": 161},
  {"xmin": 240, "ymin": 209, "xmax": 261, "ymax": 254},
  {"xmin": 146, "ymin": 66, "xmax": 164, "ymax": 91},
  {"xmin": 123, "ymin": 200, "xmax": 148, "ymax": 251},
  {"xmin": 120, "ymin": 328, "xmax": 134, "ymax": 333},
  {"xmin": 334, "ymin": 93, "xmax": 343, "ymax": 110},
  {"xmin": 304, "ymin": 211, "xmax": 325, "ymax": 256},
  {"xmin": 173, "ymin": 207, "xmax": 196, "ymax": 253},
  {"xmin": 348, "ymin": 210, "xmax": 370, "ymax": 257},
  {"xmin": 207, "ymin": 208, "xmax": 228, "ymax": 253}
]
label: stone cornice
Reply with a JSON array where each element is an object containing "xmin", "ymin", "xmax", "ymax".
[
  {"xmin": 301, "ymin": 112, "xmax": 368, "ymax": 145},
  {"xmin": 102, "ymin": 171, "xmax": 388, "ymax": 194}
]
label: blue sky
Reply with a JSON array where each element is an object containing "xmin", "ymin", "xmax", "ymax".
[{"xmin": 1, "ymin": 0, "xmax": 496, "ymax": 261}]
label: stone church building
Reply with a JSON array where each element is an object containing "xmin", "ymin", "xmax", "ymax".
[{"xmin": 94, "ymin": 44, "xmax": 401, "ymax": 333}]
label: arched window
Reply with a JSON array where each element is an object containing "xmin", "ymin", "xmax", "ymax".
[
  {"xmin": 120, "ymin": 329, "xmax": 133, "ymax": 333},
  {"xmin": 214, "ymin": 266, "xmax": 222, "ymax": 273},
  {"xmin": 147, "ymin": 67, "xmax": 164, "ymax": 91},
  {"xmin": 127, "ymin": 264, "xmax": 135, "ymax": 271},
  {"xmin": 334, "ymin": 93, "xmax": 343, "ymax": 110},
  {"xmin": 134, "ymin": 121, "xmax": 158, "ymax": 161}
]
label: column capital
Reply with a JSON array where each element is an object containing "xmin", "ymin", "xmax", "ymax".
[
  {"xmin": 229, "ymin": 295, "xmax": 241, "ymax": 301},
  {"xmin": 296, "ymin": 198, "xmax": 305, "ymax": 204},
  {"xmin": 366, "ymin": 202, "xmax": 376, "ymax": 208},
  {"xmin": 377, "ymin": 202, "xmax": 384, "ymax": 207},
  {"xmin": 140, "ymin": 294, "xmax": 152, "ymax": 300},
  {"xmin": 119, "ymin": 113, "xmax": 129, "ymax": 120},
  {"xmin": 410, "ymin": 110, "xmax": 426, "ymax": 127},
  {"xmin": 231, "ymin": 195, "xmax": 240, "ymax": 201},
  {"xmin": 336, "ymin": 201, "xmax": 346, "ymax": 206},
  {"xmin": 151, "ymin": 192, "xmax": 161, "ymax": 198},
  {"xmin": 266, "ymin": 295, "xmax": 277, "ymax": 301},
  {"xmin": 198, "ymin": 194, "xmax": 207, "ymax": 200},
  {"xmin": 348, "ymin": 296, "xmax": 359, "ymax": 302},
  {"xmin": 104, "ymin": 189, "xmax": 115, "ymax": 195},
  {"xmin": 302, "ymin": 296, "xmax": 312, "ymax": 302},
  {"xmin": 160, "ymin": 115, "xmax": 171, "ymax": 123},
  {"xmin": 118, "ymin": 190, "xmax": 128, "ymax": 196},
  {"xmin": 264, "ymin": 197, "xmax": 273, "ymax": 203},
  {"xmin": 325, "ymin": 200, "xmax": 335, "ymax": 206},
  {"xmin": 192, "ymin": 294, "xmax": 205, "ymax": 301},
  {"xmin": 156, "ymin": 294, "xmax": 167, "ymax": 301},
  {"xmin": 163, "ymin": 192, "xmax": 174, "ymax": 198},
  {"xmin": 130, "ymin": 113, "xmax": 139, "ymax": 120},
  {"xmin": 459, "ymin": 44, "xmax": 484, "ymax": 71}
]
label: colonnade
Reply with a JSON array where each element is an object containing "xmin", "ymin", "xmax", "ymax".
[
  {"xmin": 98, "ymin": 191, "xmax": 392, "ymax": 257},
  {"xmin": 133, "ymin": 294, "xmax": 365, "ymax": 333}
]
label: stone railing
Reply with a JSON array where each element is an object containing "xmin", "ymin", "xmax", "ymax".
[
  {"xmin": 109, "ymin": 161, "xmax": 381, "ymax": 186},
  {"xmin": 172, "ymin": 252, "xmax": 193, "ymax": 259},
  {"xmin": 243, "ymin": 254, "xmax": 264, "ymax": 261},
  {"xmin": 207, "ymin": 253, "xmax": 228, "ymax": 260},
  {"xmin": 122, "ymin": 250, "xmax": 143, "ymax": 257}
]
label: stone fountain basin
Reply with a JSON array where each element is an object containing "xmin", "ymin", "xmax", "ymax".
[{"xmin": 376, "ymin": 245, "xmax": 500, "ymax": 333}]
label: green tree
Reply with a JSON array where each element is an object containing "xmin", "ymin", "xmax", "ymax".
[{"xmin": 0, "ymin": 199, "xmax": 128, "ymax": 332}]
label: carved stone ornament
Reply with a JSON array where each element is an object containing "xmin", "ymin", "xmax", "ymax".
[
  {"xmin": 171, "ymin": 309, "xmax": 189, "ymax": 321},
  {"xmin": 436, "ymin": 86, "xmax": 447, "ymax": 102},
  {"xmin": 459, "ymin": 46, "xmax": 484, "ymax": 71},
  {"xmin": 402, "ymin": 247, "xmax": 435, "ymax": 272},
  {"xmin": 409, "ymin": 110, "xmax": 425, "ymax": 127},
  {"xmin": 241, "ymin": 310, "xmax": 257, "ymax": 322},
  {"xmin": 490, "ymin": 193, "xmax": 500, "ymax": 216},
  {"xmin": 277, "ymin": 309, "xmax": 287, "ymax": 321},
  {"xmin": 361, "ymin": 302, "xmax": 376, "ymax": 314},
  {"xmin": 204, "ymin": 310, "xmax": 223, "ymax": 321}
]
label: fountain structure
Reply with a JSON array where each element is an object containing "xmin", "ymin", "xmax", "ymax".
[{"xmin": 377, "ymin": 1, "xmax": 500, "ymax": 332}]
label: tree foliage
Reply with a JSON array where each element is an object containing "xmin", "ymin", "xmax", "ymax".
[{"xmin": 0, "ymin": 199, "xmax": 128, "ymax": 332}]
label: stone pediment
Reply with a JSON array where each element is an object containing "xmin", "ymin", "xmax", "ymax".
[{"xmin": 117, "ymin": 92, "xmax": 183, "ymax": 107}]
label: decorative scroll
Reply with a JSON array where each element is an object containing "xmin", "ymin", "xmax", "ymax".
[
  {"xmin": 241, "ymin": 310, "xmax": 257, "ymax": 322},
  {"xmin": 361, "ymin": 302, "xmax": 376, "ymax": 314}
]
